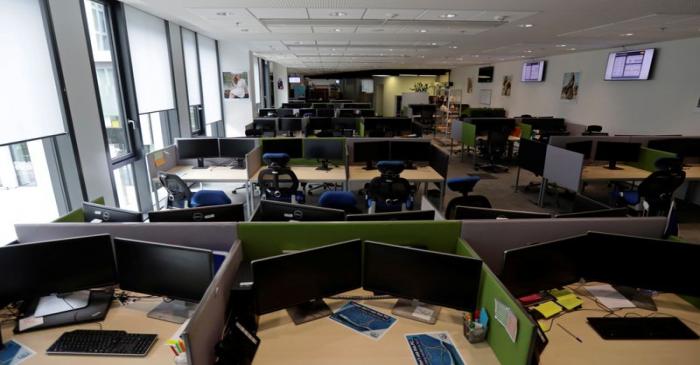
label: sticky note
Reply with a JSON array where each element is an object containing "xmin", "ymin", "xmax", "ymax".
[
  {"xmin": 533, "ymin": 301, "xmax": 562, "ymax": 319},
  {"xmin": 548, "ymin": 288, "xmax": 574, "ymax": 299},
  {"xmin": 556, "ymin": 294, "xmax": 583, "ymax": 311}
]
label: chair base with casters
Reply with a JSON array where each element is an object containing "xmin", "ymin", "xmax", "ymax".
[
  {"xmin": 319, "ymin": 191, "xmax": 360, "ymax": 214},
  {"xmin": 475, "ymin": 130, "xmax": 510, "ymax": 173},
  {"xmin": 444, "ymin": 176, "xmax": 492, "ymax": 219},
  {"xmin": 364, "ymin": 161, "xmax": 416, "ymax": 213},
  {"xmin": 159, "ymin": 172, "xmax": 231, "ymax": 208}
]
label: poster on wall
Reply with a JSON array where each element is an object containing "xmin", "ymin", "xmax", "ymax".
[
  {"xmin": 501, "ymin": 75, "xmax": 512, "ymax": 96},
  {"xmin": 222, "ymin": 71, "xmax": 249, "ymax": 99},
  {"xmin": 560, "ymin": 72, "xmax": 580, "ymax": 101},
  {"xmin": 467, "ymin": 77, "xmax": 473, "ymax": 94},
  {"xmin": 479, "ymin": 89, "xmax": 492, "ymax": 106},
  {"xmin": 277, "ymin": 78, "xmax": 284, "ymax": 90}
]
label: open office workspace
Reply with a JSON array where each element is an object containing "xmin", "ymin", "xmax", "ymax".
[{"xmin": 2, "ymin": 1, "xmax": 700, "ymax": 364}]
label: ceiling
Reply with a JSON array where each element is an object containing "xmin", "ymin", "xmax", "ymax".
[{"xmin": 122, "ymin": 0, "xmax": 700, "ymax": 74}]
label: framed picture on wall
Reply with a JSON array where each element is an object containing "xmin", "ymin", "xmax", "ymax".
[
  {"xmin": 222, "ymin": 71, "xmax": 249, "ymax": 99},
  {"xmin": 560, "ymin": 72, "xmax": 580, "ymax": 101},
  {"xmin": 479, "ymin": 89, "xmax": 492, "ymax": 106},
  {"xmin": 467, "ymin": 77, "xmax": 473, "ymax": 94},
  {"xmin": 501, "ymin": 75, "xmax": 512, "ymax": 96}
]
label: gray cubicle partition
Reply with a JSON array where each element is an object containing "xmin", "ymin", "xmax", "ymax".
[
  {"xmin": 245, "ymin": 145, "xmax": 263, "ymax": 180},
  {"xmin": 183, "ymin": 241, "xmax": 243, "ymax": 365},
  {"xmin": 146, "ymin": 144, "xmax": 178, "ymax": 181},
  {"xmin": 14, "ymin": 223, "xmax": 237, "ymax": 252},
  {"xmin": 460, "ymin": 217, "xmax": 667, "ymax": 275},
  {"xmin": 345, "ymin": 137, "xmax": 432, "ymax": 164},
  {"xmin": 543, "ymin": 144, "xmax": 584, "ymax": 192}
]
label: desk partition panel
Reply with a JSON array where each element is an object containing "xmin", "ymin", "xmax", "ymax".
[
  {"xmin": 245, "ymin": 145, "xmax": 263, "ymax": 180},
  {"xmin": 146, "ymin": 145, "xmax": 178, "ymax": 180},
  {"xmin": 543, "ymin": 145, "xmax": 583, "ymax": 192},
  {"xmin": 626, "ymin": 147, "xmax": 677, "ymax": 171}
]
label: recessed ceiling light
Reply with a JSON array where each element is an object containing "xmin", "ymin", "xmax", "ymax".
[
  {"xmin": 449, "ymin": 45, "xmax": 458, "ymax": 49},
  {"xmin": 518, "ymin": 23, "xmax": 534, "ymax": 28},
  {"xmin": 621, "ymin": 32, "xmax": 634, "ymax": 37},
  {"xmin": 329, "ymin": 11, "xmax": 347, "ymax": 17},
  {"xmin": 440, "ymin": 13, "xmax": 457, "ymax": 19},
  {"xmin": 430, "ymin": 42, "xmax": 438, "ymax": 46},
  {"xmin": 473, "ymin": 55, "xmax": 480, "ymax": 58},
  {"xmin": 457, "ymin": 57, "xmax": 464, "ymax": 61},
  {"xmin": 389, "ymin": 48, "xmax": 393, "ymax": 51},
  {"xmin": 419, "ymin": 29, "xmax": 428, "ymax": 33},
  {"xmin": 525, "ymin": 50, "xmax": 533, "ymax": 53},
  {"xmin": 555, "ymin": 44, "xmax": 567, "ymax": 48},
  {"xmin": 216, "ymin": 11, "xmax": 231, "ymax": 16},
  {"xmin": 568, "ymin": 47, "xmax": 577, "ymax": 51},
  {"xmin": 419, "ymin": 55, "xmax": 425, "ymax": 58},
  {"xmin": 520, "ymin": 55, "xmax": 526, "ymax": 58}
]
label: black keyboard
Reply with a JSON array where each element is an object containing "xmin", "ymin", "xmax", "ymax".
[
  {"xmin": 587, "ymin": 317, "xmax": 699, "ymax": 340},
  {"xmin": 47, "ymin": 330, "xmax": 158, "ymax": 356}
]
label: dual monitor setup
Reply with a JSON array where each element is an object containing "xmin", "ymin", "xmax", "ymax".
[
  {"xmin": 82, "ymin": 201, "xmax": 246, "ymax": 223},
  {"xmin": 261, "ymin": 138, "xmax": 343, "ymax": 171},
  {"xmin": 0, "ymin": 234, "xmax": 217, "ymax": 331},
  {"xmin": 565, "ymin": 141, "xmax": 642, "ymax": 169},
  {"xmin": 251, "ymin": 239, "xmax": 482, "ymax": 325},
  {"xmin": 251, "ymin": 200, "xmax": 436, "ymax": 222},
  {"xmin": 353, "ymin": 140, "xmax": 432, "ymax": 170},
  {"xmin": 176, "ymin": 137, "xmax": 256, "ymax": 169}
]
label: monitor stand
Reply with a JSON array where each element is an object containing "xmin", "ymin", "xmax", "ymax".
[
  {"xmin": 391, "ymin": 298, "xmax": 441, "ymax": 324},
  {"xmin": 316, "ymin": 159, "xmax": 332, "ymax": 171},
  {"xmin": 613, "ymin": 285, "xmax": 657, "ymax": 311},
  {"xmin": 33, "ymin": 290, "xmax": 91, "ymax": 317},
  {"xmin": 286, "ymin": 298, "xmax": 332, "ymax": 325},
  {"xmin": 362, "ymin": 161, "xmax": 377, "ymax": 170},
  {"xmin": 604, "ymin": 160, "xmax": 622, "ymax": 170},
  {"xmin": 147, "ymin": 299, "xmax": 197, "ymax": 324},
  {"xmin": 192, "ymin": 157, "xmax": 207, "ymax": 169}
]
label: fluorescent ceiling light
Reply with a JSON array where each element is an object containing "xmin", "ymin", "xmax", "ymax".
[
  {"xmin": 440, "ymin": 13, "xmax": 457, "ymax": 19},
  {"xmin": 330, "ymin": 11, "xmax": 347, "ymax": 17},
  {"xmin": 419, "ymin": 29, "xmax": 428, "ymax": 33},
  {"xmin": 518, "ymin": 23, "xmax": 534, "ymax": 28}
]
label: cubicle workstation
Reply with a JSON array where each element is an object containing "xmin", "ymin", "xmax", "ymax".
[
  {"xmin": 515, "ymin": 117, "xmax": 568, "ymax": 140},
  {"xmin": 361, "ymin": 117, "xmax": 413, "ymax": 137},
  {"xmin": 277, "ymin": 117, "xmax": 303, "ymax": 137}
]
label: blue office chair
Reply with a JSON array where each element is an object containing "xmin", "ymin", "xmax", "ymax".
[
  {"xmin": 364, "ymin": 161, "xmax": 415, "ymax": 213},
  {"xmin": 444, "ymin": 176, "xmax": 492, "ymax": 219},
  {"xmin": 258, "ymin": 153, "xmax": 305, "ymax": 203},
  {"xmin": 319, "ymin": 191, "xmax": 360, "ymax": 214},
  {"xmin": 159, "ymin": 172, "xmax": 231, "ymax": 208},
  {"xmin": 612, "ymin": 157, "xmax": 685, "ymax": 216}
]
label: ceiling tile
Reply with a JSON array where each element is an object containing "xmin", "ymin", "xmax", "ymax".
[
  {"xmin": 362, "ymin": 9, "xmax": 426, "ymax": 20},
  {"xmin": 307, "ymin": 8, "xmax": 366, "ymax": 19},
  {"xmin": 312, "ymin": 26, "xmax": 357, "ymax": 33},
  {"xmin": 267, "ymin": 25, "xmax": 313, "ymax": 33},
  {"xmin": 247, "ymin": 8, "xmax": 308, "ymax": 19}
]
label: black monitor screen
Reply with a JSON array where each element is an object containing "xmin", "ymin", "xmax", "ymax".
[
  {"xmin": 219, "ymin": 138, "xmax": 256, "ymax": 158},
  {"xmin": 279, "ymin": 118, "xmax": 302, "ymax": 132},
  {"xmin": 353, "ymin": 141, "xmax": 390, "ymax": 163},
  {"xmin": 478, "ymin": 66, "xmax": 494, "ymax": 83},
  {"xmin": 82, "ymin": 202, "xmax": 142, "ymax": 222},
  {"xmin": 594, "ymin": 142, "xmax": 641, "ymax": 163},
  {"xmin": 565, "ymin": 141, "xmax": 593, "ymax": 159},
  {"xmin": 455, "ymin": 206, "xmax": 551, "ymax": 220},
  {"xmin": 176, "ymin": 138, "xmax": 220, "ymax": 159},
  {"xmin": 648, "ymin": 138, "xmax": 700, "ymax": 159},
  {"xmin": 114, "ymin": 238, "xmax": 214, "ymax": 302},
  {"xmin": 346, "ymin": 210, "xmax": 435, "ymax": 221},
  {"xmin": 252, "ymin": 239, "xmax": 362, "ymax": 314},
  {"xmin": 307, "ymin": 117, "xmax": 333, "ymax": 131},
  {"xmin": 390, "ymin": 141, "xmax": 431, "ymax": 162},
  {"xmin": 304, "ymin": 139, "xmax": 344, "ymax": 160},
  {"xmin": 0, "ymin": 234, "xmax": 117, "ymax": 304},
  {"xmin": 262, "ymin": 138, "xmax": 303, "ymax": 158},
  {"xmin": 251, "ymin": 200, "xmax": 345, "ymax": 222},
  {"xmin": 500, "ymin": 234, "xmax": 589, "ymax": 297},
  {"xmin": 363, "ymin": 241, "xmax": 482, "ymax": 311},
  {"xmin": 148, "ymin": 204, "xmax": 245, "ymax": 222}
]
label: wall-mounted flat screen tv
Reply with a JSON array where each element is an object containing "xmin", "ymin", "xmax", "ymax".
[
  {"xmin": 521, "ymin": 60, "xmax": 546, "ymax": 82},
  {"xmin": 604, "ymin": 48, "xmax": 655, "ymax": 81},
  {"xmin": 478, "ymin": 66, "xmax": 494, "ymax": 83},
  {"xmin": 288, "ymin": 76, "xmax": 302, "ymax": 83}
]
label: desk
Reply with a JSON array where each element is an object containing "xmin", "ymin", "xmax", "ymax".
[
  {"xmin": 540, "ymin": 285, "xmax": 700, "ymax": 365},
  {"xmin": 1, "ymin": 298, "xmax": 179, "ymax": 365},
  {"xmin": 580, "ymin": 164, "xmax": 651, "ymax": 182},
  {"xmin": 348, "ymin": 165, "xmax": 445, "ymax": 209},
  {"xmin": 251, "ymin": 166, "xmax": 347, "ymax": 185},
  {"xmin": 254, "ymin": 291, "xmax": 500, "ymax": 365},
  {"xmin": 165, "ymin": 165, "xmax": 252, "ymax": 215}
]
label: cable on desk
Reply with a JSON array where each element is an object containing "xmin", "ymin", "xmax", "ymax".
[{"xmin": 327, "ymin": 294, "xmax": 394, "ymax": 301}]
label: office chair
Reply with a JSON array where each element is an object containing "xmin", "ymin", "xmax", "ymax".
[
  {"xmin": 612, "ymin": 158, "xmax": 685, "ymax": 216},
  {"xmin": 444, "ymin": 176, "xmax": 492, "ymax": 219},
  {"xmin": 258, "ymin": 153, "xmax": 305, "ymax": 203},
  {"xmin": 249, "ymin": 118, "xmax": 277, "ymax": 137},
  {"xmin": 319, "ymin": 191, "xmax": 360, "ymax": 214},
  {"xmin": 476, "ymin": 127, "xmax": 510, "ymax": 173},
  {"xmin": 582, "ymin": 125, "xmax": 608, "ymax": 136},
  {"xmin": 413, "ymin": 109, "xmax": 437, "ymax": 135},
  {"xmin": 158, "ymin": 172, "xmax": 231, "ymax": 208},
  {"xmin": 364, "ymin": 161, "xmax": 415, "ymax": 213}
]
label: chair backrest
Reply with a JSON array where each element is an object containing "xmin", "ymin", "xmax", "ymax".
[
  {"xmin": 258, "ymin": 164, "xmax": 300, "ymax": 202},
  {"xmin": 159, "ymin": 172, "xmax": 192, "ymax": 208},
  {"xmin": 445, "ymin": 195, "xmax": 492, "ymax": 220},
  {"xmin": 638, "ymin": 169, "xmax": 686, "ymax": 204},
  {"xmin": 366, "ymin": 175, "xmax": 413, "ymax": 212},
  {"xmin": 585, "ymin": 125, "xmax": 603, "ymax": 133}
]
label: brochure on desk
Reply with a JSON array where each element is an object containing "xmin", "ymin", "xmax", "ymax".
[
  {"xmin": 0, "ymin": 340, "xmax": 35, "ymax": 365},
  {"xmin": 329, "ymin": 301, "xmax": 397, "ymax": 340},
  {"xmin": 405, "ymin": 332, "xmax": 466, "ymax": 365}
]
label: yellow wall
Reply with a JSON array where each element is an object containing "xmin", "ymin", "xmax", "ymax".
[{"xmin": 381, "ymin": 76, "xmax": 439, "ymax": 116}]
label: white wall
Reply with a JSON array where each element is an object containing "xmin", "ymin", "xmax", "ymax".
[
  {"xmin": 270, "ymin": 61, "xmax": 289, "ymax": 108},
  {"xmin": 451, "ymin": 37, "xmax": 700, "ymax": 135},
  {"xmin": 218, "ymin": 41, "xmax": 254, "ymax": 137}
]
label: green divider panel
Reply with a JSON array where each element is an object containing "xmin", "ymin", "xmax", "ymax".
[
  {"xmin": 53, "ymin": 197, "xmax": 105, "ymax": 222},
  {"xmin": 627, "ymin": 147, "xmax": 677, "ymax": 171},
  {"xmin": 461, "ymin": 122, "xmax": 477, "ymax": 148},
  {"xmin": 517, "ymin": 122, "xmax": 533, "ymax": 141},
  {"xmin": 680, "ymin": 295, "xmax": 700, "ymax": 309},
  {"xmin": 358, "ymin": 119, "xmax": 365, "ymax": 137},
  {"xmin": 456, "ymin": 238, "xmax": 536, "ymax": 365},
  {"xmin": 238, "ymin": 221, "xmax": 462, "ymax": 260}
]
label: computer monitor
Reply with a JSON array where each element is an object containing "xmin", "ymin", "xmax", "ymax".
[
  {"xmin": 454, "ymin": 206, "xmax": 552, "ymax": 220},
  {"xmin": 353, "ymin": 141, "xmax": 390, "ymax": 170},
  {"xmin": 113, "ymin": 238, "xmax": 215, "ymax": 323},
  {"xmin": 332, "ymin": 117, "xmax": 358, "ymax": 133},
  {"xmin": 315, "ymin": 108, "xmax": 335, "ymax": 117},
  {"xmin": 0, "ymin": 234, "xmax": 117, "ymax": 317},
  {"xmin": 219, "ymin": 138, "xmax": 256, "ymax": 169},
  {"xmin": 500, "ymin": 234, "xmax": 590, "ymax": 297},
  {"xmin": 390, "ymin": 141, "xmax": 431, "ymax": 169},
  {"xmin": 342, "ymin": 103, "xmax": 371, "ymax": 109},
  {"xmin": 303, "ymin": 139, "xmax": 344, "ymax": 171},
  {"xmin": 337, "ymin": 109, "xmax": 359, "ymax": 117},
  {"xmin": 148, "ymin": 204, "xmax": 245, "ymax": 222},
  {"xmin": 555, "ymin": 208, "xmax": 628, "ymax": 218},
  {"xmin": 565, "ymin": 141, "xmax": 593, "ymax": 159},
  {"xmin": 82, "ymin": 202, "xmax": 142, "ymax": 223},
  {"xmin": 252, "ymin": 239, "xmax": 362, "ymax": 324},
  {"xmin": 594, "ymin": 142, "xmax": 641, "ymax": 169},
  {"xmin": 262, "ymin": 138, "xmax": 303, "ymax": 158},
  {"xmin": 306, "ymin": 117, "xmax": 333, "ymax": 134},
  {"xmin": 278, "ymin": 118, "xmax": 302, "ymax": 137},
  {"xmin": 176, "ymin": 138, "xmax": 220, "ymax": 169},
  {"xmin": 277, "ymin": 109, "xmax": 295, "ymax": 117},
  {"xmin": 346, "ymin": 210, "xmax": 435, "ymax": 221},
  {"xmin": 363, "ymin": 241, "xmax": 482, "ymax": 323},
  {"xmin": 647, "ymin": 138, "xmax": 700, "ymax": 161},
  {"xmin": 358, "ymin": 109, "xmax": 375, "ymax": 117},
  {"xmin": 258, "ymin": 108, "xmax": 277, "ymax": 117},
  {"xmin": 251, "ymin": 200, "xmax": 345, "ymax": 222},
  {"xmin": 297, "ymin": 108, "xmax": 315, "ymax": 117}
]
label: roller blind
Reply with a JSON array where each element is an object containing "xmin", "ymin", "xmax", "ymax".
[
  {"xmin": 124, "ymin": 6, "xmax": 174, "ymax": 114},
  {"xmin": 181, "ymin": 28, "xmax": 201, "ymax": 106},
  {"xmin": 0, "ymin": 0, "xmax": 66, "ymax": 145},
  {"xmin": 197, "ymin": 35, "xmax": 221, "ymax": 124}
]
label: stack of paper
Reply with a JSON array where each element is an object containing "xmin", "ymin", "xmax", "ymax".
[{"xmin": 585, "ymin": 284, "xmax": 635, "ymax": 309}]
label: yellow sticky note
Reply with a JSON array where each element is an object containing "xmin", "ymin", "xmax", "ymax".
[
  {"xmin": 548, "ymin": 288, "xmax": 573, "ymax": 299},
  {"xmin": 533, "ymin": 301, "xmax": 563, "ymax": 319},
  {"xmin": 154, "ymin": 151, "xmax": 166, "ymax": 167},
  {"xmin": 556, "ymin": 294, "xmax": 583, "ymax": 311}
]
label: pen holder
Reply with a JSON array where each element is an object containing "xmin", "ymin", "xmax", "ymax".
[{"xmin": 463, "ymin": 320, "xmax": 487, "ymax": 343}]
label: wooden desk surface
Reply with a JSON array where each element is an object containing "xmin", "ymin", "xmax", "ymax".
[
  {"xmin": 1, "ymin": 298, "xmax": 180, "ymax": 365},
  {"xmin": 682, "ymin": 165, "xmax": 700, "ymax": 180},
  {"xmin": 347, "ymin": 165, "xmax": 443, "ymax": 183},
  {"xmin": 580, "ymin": 164, "xmax": 651, "ymax": 182},
  {"xmin": 251, "ymin": 166, "xmax": 347, "ymax": 183},
  {"xmin": 540, "ymin": 285, "xmax": 700, "ymax": 365},
  {"xmin": 254, "ymin": 292, "xmax": 499, "ymax": 365},
  {"xmin": 166, "ymin": 165, "xmax": 249, "ymax": 183}
]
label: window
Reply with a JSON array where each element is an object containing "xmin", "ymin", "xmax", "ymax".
[
  {"xmin": 182, "ymin": 28, "xmax": 203, "ymax": 135},
  {"xmin": 139, "ymin": 111, "xmax": 166, "ymax": 154},
  {"xmin": 89, "ymin": 2, "xmax": 109, "ymax": 52},
  {"xmin": 112, "ymin": 163, "xmax": 138, "ymax": 211}
]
